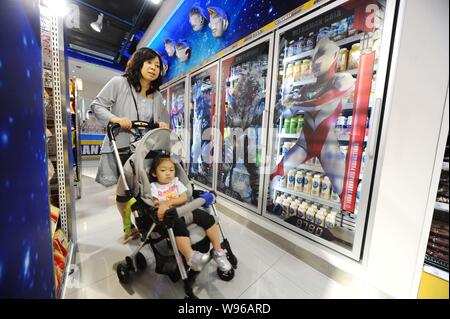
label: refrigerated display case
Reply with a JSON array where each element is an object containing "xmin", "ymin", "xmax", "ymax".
[
  {"xmin": 167, "ymin": 78, "xmax": 188, "ymax": 165},
  {"xmin": 215, "ymin": 36, "xmax": 273, "ymax": 212},
  {"xmin": 262, "ymin": 0, "xmax": 395, "ymax": 260},
  {"xmin": 188, "ymin": 63, "xmax": 218, "ymax": 189}
]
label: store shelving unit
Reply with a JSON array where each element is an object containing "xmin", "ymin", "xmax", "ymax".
[
  {"xmin": 40, "ymin": 5, "xmax": 76, "ymax": 299},
  {"xmin": 422, "ymin": 134, "xmax": 449, "ymax": 282}
]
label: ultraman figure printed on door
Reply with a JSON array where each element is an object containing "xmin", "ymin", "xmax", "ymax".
[
  {"xmin": 218, "ymin": 43, "xmax": 269, "ymax": 206},
  {"xmin": 272, "ymin": 37, "xmax": 354, "ymax": 201},
  {"xmin": 189, "ymin": 68, "xmax": 216, "ymax": 187}
]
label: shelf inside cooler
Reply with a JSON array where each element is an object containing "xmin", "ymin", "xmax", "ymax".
[{"xmin": 274, "ymin": 185, "xmax": 342, "ymax": 210}]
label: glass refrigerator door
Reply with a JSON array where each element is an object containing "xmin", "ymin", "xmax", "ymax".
[
  {"xmin": 216, "ymin": 38, "xmax": 272, "ymax": 212},
  {"xmin": 167, "ymin": 79, "xmax": 188, "ymax": 164},
  {"xmin": 263, "ymin": 0, "xmax": 395, "ymax": 259},
  {"xmin": 188, "ymin": 64, "xmax": 218, "ymax": 189}
]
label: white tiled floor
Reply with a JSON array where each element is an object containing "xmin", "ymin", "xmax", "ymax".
[{"xmin": 64, "ymin": 160, "xmax": 367, "ymax": 299}]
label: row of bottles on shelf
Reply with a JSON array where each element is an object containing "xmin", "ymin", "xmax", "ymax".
[
  {"xmin": 274, "ymin": 193, "xmax": 339, "ymax": 229},
  {"xmin": 283, "ymin": 43, "xmax": 361, "ymax": 84},
  {"xmin": 278, "ymin": 169, "xmax": 342, "ymax": 202},
  {"xmin": 280, "ymin": 112, "xmax": 364, "ymax": 136},
  {"xmin": 283, "ymin": 15, "xmax": 358, "ymax": 59}
]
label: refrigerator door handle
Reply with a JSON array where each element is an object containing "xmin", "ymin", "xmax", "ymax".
[{"xmin": 368, "ymin": 97, "xmax": 382, "ymax": 159}]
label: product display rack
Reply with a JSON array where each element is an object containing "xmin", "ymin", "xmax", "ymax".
[
  {"xmin": 423, "ymin": 134, "xmax": 449, "ymax": 282},
  {"xmin": 40, "ymin": 4, "xmax": 76, "ymax": 298}
]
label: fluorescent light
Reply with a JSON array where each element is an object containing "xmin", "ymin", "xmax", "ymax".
[
  {"xmin": 90, "ymin": 13, "xmax": 103, "ymax": 32},
  {"xmin": 149, "ymin": 0, "xmax": 162, "ymax": 5},
  {"xmin": 42, "ymin": 0, "xmax": 69, "ymax": 17}
]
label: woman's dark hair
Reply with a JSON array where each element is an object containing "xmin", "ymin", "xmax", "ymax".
[
  {"xmin": 149, "ymin": 154, "xmax": 172, "ymax": 182},
  {"xmin": 124, "ymin": 47, "xmax": 163, "ymax": 96}
]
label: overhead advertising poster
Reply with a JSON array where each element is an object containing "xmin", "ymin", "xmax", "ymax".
[{"xmin": 147, "ymin": 0, "xmax": 310, "ymax": 83}]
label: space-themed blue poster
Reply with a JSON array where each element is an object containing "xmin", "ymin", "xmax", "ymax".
[
  {"xmin": 147, "ymin": 0, "xmax": 309, "ymax": 83},
  {"xmin": 0, "ymin": 0, "xmax": 56, "ymax": 298}
]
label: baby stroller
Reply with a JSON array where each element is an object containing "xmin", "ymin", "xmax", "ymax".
[{"xmin": 107, "ymin": 121, "xmax": 238, "ymax": 299}]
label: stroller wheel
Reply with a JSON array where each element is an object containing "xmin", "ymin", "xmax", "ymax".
[
  {"xmin": 117, "ymin": 263, "xmax": 130, "ymax": 284},
  {"xmin": 217, "ymin": 267, "xmax": 234, "ymax": 281},
  {"xmin": 135, "ymin": 252, "xmax": 147, "ymax": 271},
  {"xmin": 228, "ymin": 253, "xmax": 238, "ymax": 269}
]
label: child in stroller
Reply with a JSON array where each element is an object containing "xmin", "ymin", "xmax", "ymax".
[
  {"xmin": 149, "ymin": 151, "xmax": 232, "ymax": 273},
  {"xmin": 110, "ymin": 121, "xmax": 237, "ymax": 298}
]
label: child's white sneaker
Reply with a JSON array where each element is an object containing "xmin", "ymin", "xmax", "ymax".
[
  {"xmin": 212, "ymin": 249, "xmax": 232, "ymax": 272},
  {"xmin": 187, "ymin": 250, "xmax": 210, "ymax": 271}
]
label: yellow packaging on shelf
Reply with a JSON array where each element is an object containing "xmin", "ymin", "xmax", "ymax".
[{"xmin": 418, "ymin": 271, "xmax": 449, "ymax": 299}]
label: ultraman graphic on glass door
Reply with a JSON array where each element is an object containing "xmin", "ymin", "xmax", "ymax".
[
  {"xmin": 265, "ymin": 0, "xmax": 389, "ymax": 256},
  {"xmin": 189, "ymin": 65, "xmax": 217, "ymax": 188},
  {"xmin": 217, "ymin": 41, "xmax": 270, "ymax": 209}
]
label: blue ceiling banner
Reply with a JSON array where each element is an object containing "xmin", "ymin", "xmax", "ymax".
[
  {"xmin": 0, "ymin": 0, "xmax": 55, "ymax": 298},
  {"xmin": 147, "ymin": 0, "xmax": 309, "ymax": 83}
]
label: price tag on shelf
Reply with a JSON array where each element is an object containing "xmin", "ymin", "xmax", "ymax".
[{"xmin": 284, "ymin": 216, "xmax": 337, "ymax": 242}]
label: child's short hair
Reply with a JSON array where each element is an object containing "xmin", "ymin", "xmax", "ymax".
[{"xmin": 149, "ymin": 153, "xmax": 172, "ymax": 183}]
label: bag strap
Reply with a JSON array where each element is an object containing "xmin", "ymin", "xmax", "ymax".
[{"xmin": 127, "ymin": 79, "xmax": 140, "ymax": 121}]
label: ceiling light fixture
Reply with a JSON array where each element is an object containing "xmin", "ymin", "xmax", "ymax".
[
  {"xmin": 90, "ymin": 13, "xmax": 104, "ymax": 32},
  {"xmin": 149, "ymin": 0, "xmax": 162, "ymax": 5},
  {"xmin": 42, "ymin": 0, "xmax": 69, "ymax": 17}
]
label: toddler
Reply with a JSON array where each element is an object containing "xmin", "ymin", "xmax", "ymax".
[{"xmin": 149, "ymin": 153, "xmax": 232, "ymax": 272}]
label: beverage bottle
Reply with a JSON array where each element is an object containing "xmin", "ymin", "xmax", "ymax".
[
  {"xmin": 325, "ymin": 210, "xmax": 338, "ymax": 229},
  {"xmin": 289, "ymin": 117, "xmax": 298, "ymax": 134},
  {"xmin": 315, "ymin": 208, "xmax": 328, "ymax": 227},
  {"xmin": 283, "ymin": 117, "xmax": 291, "ymax": 134},
  {"xmin": 348, "ymin": 43, "xmax": 361, "ymax": 70},
  {"xmin": 306, "ymin": 206, "xmax": 316, "ymax": 222},
  {"xmin": 303, "ymin": 172, "xmax": 313, "ymax": 194},
  {"xmin": 297, "ymin": 115, "xmax": 304, "ymax": 133},
  {"xmin": 287, "ymin": 169, "xmax": 296, "ymax": 189},
  {"xmin": 331, "ymin": 187, "xmax": 340, "ymax": 202},
  {"xmin": 337, "ymin": 48, "xmax": 349, "ymax": 72},
  {"xmin": 289, "ymin": 201, "xmax": 299, "ymax": 217},
  {"xmin": 311, "ymin": 173, "xmax": 323, "ymax": 197},
  {"xmin": 320, "ymin": 176, "xmax": 332, "ymax": 200},
  {"xmin": 293, "ymin": 62, "xmax": 302, "ymax": 82},
  {"xmin": 294, "ymin": 170, "xmax": 304, "ymax": 192}
]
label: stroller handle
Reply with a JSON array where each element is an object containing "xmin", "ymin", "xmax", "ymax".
[{"xmin": 107, "ymin": 121, "xmax": 159, "ymax": 141}]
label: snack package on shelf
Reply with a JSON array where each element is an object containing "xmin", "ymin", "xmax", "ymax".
[
  {"xmin": 50, "ymin": 204, "xmax": 60, "ymax": 235},
  {"xmin": 53, "ymin": 229, "xmax": 68, "ymax": 257},
  {"xmin": 53, "ymin": 249, "xmax": 66, "ymax": 292}
]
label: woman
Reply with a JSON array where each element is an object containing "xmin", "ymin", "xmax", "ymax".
[{"xmin": 91, "ymin": 48, "xmax": 170, "ymax": 242}]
